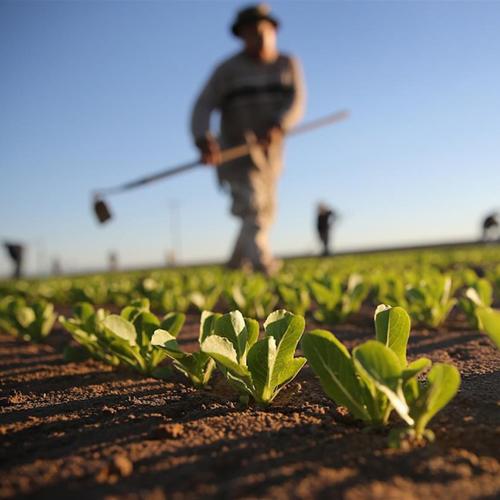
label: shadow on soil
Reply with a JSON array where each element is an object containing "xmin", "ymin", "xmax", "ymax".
[{"xmin": 23, "ymin": 418, "xmax": 486, "ymax": 500}]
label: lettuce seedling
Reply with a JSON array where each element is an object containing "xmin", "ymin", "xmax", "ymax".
[
  {"xmin": 201, "ymin": 310, "xmax": 306, "ymax": 405},
  {"xmin": 277, "ymin": 283, "xmax": 311, "ymax": 316},
  {"xmin": 101, "ymin": 299, "xmax": 185, "ymax": 377},
  {"xmin": 135, "ymin": 278, "xmax": 190, "ymax": 314},
  {"xmin": 0, "ymin": 296, "xmax": 56, "ymax": 342},
  {"xmin": 394, "ymin": 363, "xmax": 461, "ymax": 444},
  {"xmin": 59, "ymin": 302, "xmax": 120, "ymax": 366},
  {"xmin": 303, "ymin": 304, "xmax": 460, "ymax": 442},
  {"xmin": 69, "ymin": 279, "xmax": 109, "ymax": 305},
  {"xmin": 61, "ymin": 299, "xmax": 185, "ymax": 378},
  {"xmin": 375, "ymin": 275, "xmax": 409, "ymax": 311},
  {"xmin": 189, "ymin": 286, "xmax": 221, "ymax": 312},
  {"xmin": 458, "ymin": 279, "xmax": 493, "ymax": 328},
  {"xmin": 224, "ymin": 276, "xmax": 279, "ymax": 319},
  {"xmin": 160, "ymin": 287, "xmax": 189, "ymax": 314},
  {"xmin": 405, "ymin": 275, "xmax": 457, "ymax": 327},
  {"xmin": 309, "ymin": 274, "xmax": 368, "ymax": 324},
  {"xmin": 475, "ymin": 306, "xmax": 500, "ymax": 349},
  {"xmin": 151, "ymin": 311, "xmax": 221, "ymax": 387},
  {"xmin": 302, "ymin": 305, "xmax": 414, "ymax": 425}
]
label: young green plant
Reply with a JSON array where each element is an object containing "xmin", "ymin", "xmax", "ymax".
[
  {"xmin": 59, "ymin": 302, "xmax": 120, "ymax": 365},
  {"xmin": 475, "ymin": 306, "xmax": 500, "ymax": 349},
  {"xmin": 302, "ymin": 304, "xmax": 460, "ymax": 443},
  {"xmin": 309, "ymin": 274, "xmax": 368, "ymax": 324},
  {"xmin": 151, "ymin": 310, "xmax": 221, "ymax": 387},
  {"xmin": 458, "ymin": 279, "xmax": 493, "ymax": 329},
  {"xmin": 0, "ymin": 296, "xmax": 56, "ymax": 343},
  {"xmin": 201, "ymin": 310, "xmax": 306, "ymax": 405},
  {"xmin": 61, "ymin": 299, "xmax": 185, "ymax": 378}
]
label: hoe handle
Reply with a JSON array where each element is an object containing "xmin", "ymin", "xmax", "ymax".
[
  {"xmin": 98, "ymin": 144, "xmax": 254, "ymax": 197},
  {"xmin": 115, "ymin": 160, "xmax": 201, "ymax": 193},
  {"xmin": 96, "ymin": 109, "xmax": 350, "ymax": 197}
]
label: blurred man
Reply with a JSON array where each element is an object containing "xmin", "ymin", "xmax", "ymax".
[
  {"xmin": 51, "ymin": 258, "xmax": 62, "ymax": 276},
  {"xmin": 191, "ymin": 4, "xmax": 305, "ymax": 275},
  {"xmin": 316, "ymin": 203, "xmax": 337, "ymax": 256},
  {"xmin": 4, "ymin": 242, "xmax": 24, "ymax": 279},
  {"xmin": 108, "ymin": 251, "xmax": 118, "ymax": 272},
  {"xmin": 482, "ymin": 212, "xmax": 499, "ymax": 241}
]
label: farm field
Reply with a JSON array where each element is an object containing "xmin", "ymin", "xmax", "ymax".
[{"xmin": 1, "ymin": 244, "xmax": 499, "ymax": 499}]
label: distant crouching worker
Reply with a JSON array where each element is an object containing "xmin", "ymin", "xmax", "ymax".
[
  {"xmin": 4, "ymin": 242, "xmax": 24, "ymax": 279},
  {"xmin": 316, "ymin": 204, "xmax": 337, "ymax": 256},
  {"xmin": 191, "ymin": 4, "xmax": 305, "ymax": 275},
  {"xmin": 482, "ymin": 213, "xmax": 499, "ymax": 241}
]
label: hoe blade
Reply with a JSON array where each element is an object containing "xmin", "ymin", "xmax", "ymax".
[{"xmin": 94, "ymin": 197, "xmax": 112, "ymax": 224}]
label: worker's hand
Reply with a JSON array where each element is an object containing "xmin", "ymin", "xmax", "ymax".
[
  {"xmin": 261, "ymin": 123, "xmax": 284, "ymax": 151},
  {"xmin": 196, "ymin": 136, "xmax": 222, "ymax": 166},
  {"xmin": 266, "ymin": 123, "xmax": 284, "ymax": 141}
]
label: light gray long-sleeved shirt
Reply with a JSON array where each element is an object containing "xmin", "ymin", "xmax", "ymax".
[{"xmin": 191, "ymin": 51, "xmax": 305, "ymax": 183}]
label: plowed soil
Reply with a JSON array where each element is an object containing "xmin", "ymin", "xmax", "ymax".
[{"xmin": 1, "ymin": 308, "xmax": 499, "ymax": 499}]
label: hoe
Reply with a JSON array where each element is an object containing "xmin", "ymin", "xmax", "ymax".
[{"xmin": 92, "ymin": 109, "xmax": 350, "ymax": 224}]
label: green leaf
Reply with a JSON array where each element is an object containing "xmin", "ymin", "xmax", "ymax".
[
  {"xmin": 247, "ymin": 336, "xmax": 278, "ymax": 403},
  {"xmin": 402, "ymin": 357, "xmax": 431, "ymax": 382},
  {"xmin": 201, "ymin": 334, "xmax": 250, "ymax": 377},
  {"xmin": 476, "ymin": 307, "xmax": 500, "ymax": 349},
  {"xmin": 152, "ymin": 328, "xmax": 214, "ymax": 387},
  {"xmin": 402, "ymin": 358, "xmax": 431, "ymax": 403},
  {"xmin": 133, "ymin": 311, "xmax": 160, "ymax": 346},
  {"xmin": 263, "ymin": 310, "xmax": 289, "ymax": 338},
  {"xmin": 160, "ymin": 312, "xmax": 185, "ymax": 338},
  {"xmin": 151, "ymin": 329, "xmax": 184, "ymax": 358},
  {"xmin": 411, "ymin": 363, "xmax": 461, "ymax": 436},
  {"xmin": 39, "ymin": 303, "xmax": 56, "ymax": 337},
  {"xmin": 277, "ymin": 356, "xmax": 306, "ymax": 389},
  {"xmin": 15, "ymin": 306, "xmax": 36, "ymax": 328},
  {"xmin": 245, "ymin": 317, "xmax": 260, "ymax": 349},
  {"xmin": 476, "ymin": 279, "xmax": 493, "ymax": 307},
  {"xmin": 131, "ymin": 298, "xmax": 151, "ymax": 310},
  {"xmin": 464, "ymin": 288, "xmax": 483, "ymax": 307},
  {"xmin": 199, "ymin": 310, "xmax": 222, "ymax": 343},
  {"xmin": 173, "ymin": 353, "xmax": 214, "ymax": 387},
  {"xmin": 374, "ymin": 305, "xmax": 410, "ymax": 366},
  {"xmin": 102, "ymin": 315, "xmax": 137, "ymax": 346},
  {"xmin": 121, "ymin": 298, "xmax": 150, "ymax": 322},
  {"xmin": 309, "ymin": 281, "xmax": 339, "ymax": 308},
  {"xmin": 213, "ymin": 311, "xmax": 248, "ymax": 361},
  {"xmin": 264, "ymin": 311, "xmax": 305, "ymax": 388},
  {"xmin": 190, "ymin": 292, "xmax": 205, "ymax": 310},
  {"xmin": 302, "ymin": 330, "xmax": 370, "ymax": 421},
  {"xmin": 353, "ymin": 341, "xmax": 413, "ymax": 425},
  {"xmin": 74, "ymin": 302, "xmax": 95, "ymax": 322},
  {"xmin": 105, "ymin": 338, "xmax": 145, "ymax": 371}
]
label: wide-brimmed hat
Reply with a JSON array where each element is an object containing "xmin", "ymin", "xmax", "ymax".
[{"xmin": 231, "ymin": 4, "xmax": 280, "ymax": 37}]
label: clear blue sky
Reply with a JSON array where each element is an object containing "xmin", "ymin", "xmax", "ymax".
[{"xmin": 1, "ymin": 0, "xmax": 499, "ymax": 276}]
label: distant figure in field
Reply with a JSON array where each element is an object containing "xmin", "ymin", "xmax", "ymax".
[
  {"xmin": 51, "ymin": 258, "xmax": 62, "ymax": 276},
  {"xmin": 191, "ymin": 4, "xmax": 305, "ymax": 275},
  {"xmin": 108, "ymin": 252, "xmax": 118, "ymax": 272},
  {"xmin": 4, "ymin": 242, "xmax": 24, "ymax": 279},
  {"xmin": 316, "ymin": 203, "xmax": 337, "ymax": 256},
  {"xmin": 482, "ymin": 212, "xmax": 499, "ymax": 241}
]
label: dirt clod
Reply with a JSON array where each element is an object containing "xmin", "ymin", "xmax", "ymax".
[
  {"xmin": 153, "ymin": 422, "xmax": 184, "ymax": 439},
  {"xmin": 112, "ymin": 455, "xmax": 134, "ymax": 477}
]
